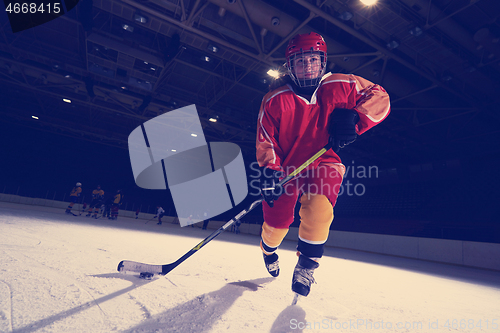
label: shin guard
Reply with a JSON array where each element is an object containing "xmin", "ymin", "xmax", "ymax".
[
  {"xmin": 297, "ymin": 194, "xmax": 333, "ymax": 259},
  {"xmin": 260, "ymin": 222, "xmax": 288, "ymax": 255}
]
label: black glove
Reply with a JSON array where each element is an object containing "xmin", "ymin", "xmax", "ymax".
[
  {"xmin": 260, "ymin": 167, "xmax": 284, "ymax": 208},
  {"xmin": 328, "ymin": 108, "xmax": 360, "ymax": 153}
]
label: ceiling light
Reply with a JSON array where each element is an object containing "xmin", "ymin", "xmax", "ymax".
[
  {"xmin": 409, "ymin": 26, "xmax": 423, "ymax": 37},
  {"xmin": 32, "ymin": 115, "xmax": 39, "ymax": 119},
  {"xmin": 386, "ymin": 39, "xmax": 400, "ymax": 50},
  {"xmin": 134, "ymin": 13, "xmax": 148, "ymax": 24},
  {"xmin": 191, "ymin": 133, "xmax": 198, "ymax": 137},
  {"xmin": 207, "ymin": 44, "xmax": 219, "ymax": 53},
  {"xmin": 150, "ymin": 67, "xmax": 156, "ymax": 71},
  {"xmin": 209, "ymin": 118, "xmax": 218, "ymax": 123},
  {"xmin": 121, "ymin": 86, "xmax": 127, "ymax": 90},
  {"xmin": 204, "ymin": 56, "xmax": 211, "ymax": 62},
  {"xmin": 338, "ymin": 11, "xmax": 353, "ymax": 21},
  {"xmin": 267, "ymin": 69, "xmax": 281, "ymax": 79},
  {"xmin": 63, "ymin": 98, "xmax": 71, "ymax": 103},
  {"xmin": 122, "ymin": 24, "xmax": 134, "ymax": 32},
  {"xmin": 360, "ymin": 0, "xmax": 378, "ymax": 5},
  {"xmin": 64, "ymin": 74, "xmax": 71, "ymax": 78},
  {"xmin": 171, "ymin": 149, "xmax": 177, "ymax": 152}
]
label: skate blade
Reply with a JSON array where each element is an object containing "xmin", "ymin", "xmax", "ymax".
[{"xmin": 291, "ymin": 293, "xmax": 301, "ymax": 305}]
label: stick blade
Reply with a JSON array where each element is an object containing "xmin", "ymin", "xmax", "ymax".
[{"xmin": 117, "ymin": 260, "xmax": 164, "ymax": 274}]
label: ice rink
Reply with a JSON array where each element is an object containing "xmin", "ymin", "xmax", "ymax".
[{"xmin": 1, "ymin": 201, "xmax": 499, "ymax": 333}]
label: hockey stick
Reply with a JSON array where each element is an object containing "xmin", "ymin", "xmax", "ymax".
[
  {"xmin": 145, "ymin": 216, "xmax": 156, "ymax": 224},
  {"xmin": 117, "ymin": 142, "xmax": 332, "ymax": 276}
]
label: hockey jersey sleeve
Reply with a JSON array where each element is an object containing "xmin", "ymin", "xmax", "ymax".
[
  {"xmin": 350, "ymin": 74, "xmax": 390, "ymax": 135},
  {"xmin": 256, "ymin": 87, "xmax": 288, "ymax": 171}
]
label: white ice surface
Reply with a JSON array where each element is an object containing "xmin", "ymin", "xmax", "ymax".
[{"xmin": 1, "ymin": 202, "xmax": 499, "ymax": 333}]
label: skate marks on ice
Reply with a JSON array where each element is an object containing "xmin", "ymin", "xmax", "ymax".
[
  {"xmin": 123, "ymin": 277, "xmax": 274, "ymax": 333},
  {"xmin": 10, "ymin": 273, "xmax": 155, "ymax": 333},
  {"xmin": 270, "ymin": 294, "xmax": 348, "ymax": 333},
  {"xmin": 0, "ymin": 280, "xmax": 13, "ymax": 333}
]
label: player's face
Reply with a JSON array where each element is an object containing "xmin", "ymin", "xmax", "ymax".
[{"xmin": 293, "ymin": 54, "xmax": 322, "ymax": 79}]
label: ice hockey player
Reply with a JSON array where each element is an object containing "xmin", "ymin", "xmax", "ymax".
[
  {"xmin": 110, "ymin": 190, "xmax": 122, "ymax": 220},
  {"xmin": 154, "ymin": 206, "xmax": 165, "ymax": 225},
  {"xmin": 65, "ymin": 182, "xmax": 82, "ymax": 215},
  {"xmin": 87, "ymin": 185, "xmax": 104, "ymax": 218},
  {"xmin": 256, "ymin": 32, "xmax": 390, "ymax": 297}
]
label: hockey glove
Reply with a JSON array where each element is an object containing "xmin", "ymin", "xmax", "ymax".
[
  {"xmin": 328, "ymin": 108, "xmax": 360, "ymax": 153},
  {"xmin": 260, "ymin": 167, "xmax": 284, "ymax": 208}
]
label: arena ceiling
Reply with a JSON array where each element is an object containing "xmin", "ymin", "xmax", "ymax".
[{"xmin": 1, "ymin": 0, "xmax": 499, "ymax": 169}]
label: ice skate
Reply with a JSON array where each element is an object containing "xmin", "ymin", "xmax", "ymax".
[
  {"xmin": 263, "ymin": 253, "xmax": 280, "ymax": 277},
  {"xmin": 292, "ymin": 255, "xmax": 319, "ymax": 297}
]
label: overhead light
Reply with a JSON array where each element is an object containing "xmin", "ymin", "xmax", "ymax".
[
  {"xmin": 144, "ymin": 61, "xmax": 148, "ymax": 65},
  {"xmin": 134, "ymin": 13, "xmax": 148, "ymax": 24},
  {"xmin": 262, "ymin": 78, "xmax": 268, "ymax": 84},
  {"xmin": 191, "ymin": 133, "xmax": 198, "ymax": 137},
  {"xmin": 338, "ymin": 11, "xmax": 353, "ymax": 21},
  {"xmin": 171, "ymin": 149, "xmax": 177, "ymax": 152},
  {"xmin": 360, "ymin": 0, "xmax": 378, "ymax": 5},
  {"xmin": 122, "ymin": 24, "xmax": 134, "ymax": 32},
  {"xmin": 409, "ymin": 26, "xmax": 423, "ymax": 37},
  {"xmin": 267, "ymin": 69, "xmax": 281, "ymax": 79},
  {"xmin": 150, "ymin": 67, "xmax": 156, "ymax": 71},
  {"xmin": 386, "ymin": 39, "xmax": 400, "ymax": 50},
  {"xmin": 63, "ymin": 98, "xmax": 72, "ymax": 103},
  {"xmin": 442, "ymin": 74, "xmax": 452, "ymax": 82},
  {"xmin": 209, "ymin": 117, "xmax": 218, "ymax": 123},
  {"xmin": 204, "ymin": 56, "xmax": 211, "ymax": 62},
  {"xmin": 121, "ymin": 86, "xmax": 127, "ymax": 90},
  {"xmin": 207, "ymin": 44, "xmax": 219, "ymax": 53},
  {"xmin": 32, "ymin": 115, "xmax": 39, "ymax": 120},
  {"xmin": 64, "ymin": 74, "xmax": 71, "ymax": 78}
]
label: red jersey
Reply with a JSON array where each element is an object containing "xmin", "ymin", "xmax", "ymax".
[{"xmin": 256, "ymin": 73, "xmax": 390, "ymax": 176}]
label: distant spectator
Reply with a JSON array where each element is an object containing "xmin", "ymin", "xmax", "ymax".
[
  {"xmin": 87, "ymin": 185, "xmax": 104, "ymax": 219},
  {"xmin": 155, "ymin": 206, "xmax": 165, "ymax": 225},
  {"xmin": 65, "ymin": 182, "xmax": 82, "ymax": 215},
  {"xmin": 110, "ymin": 190, "xmax": 122, "ymax": 220}
]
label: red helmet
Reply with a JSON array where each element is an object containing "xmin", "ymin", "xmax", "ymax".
[
  {"xmin": 285, "ymin": 32, "xmax": 327, "ymax": 59},
  {"xmin": 285, "ymin": 32, "xmax": 328, "ymax": 88}
]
